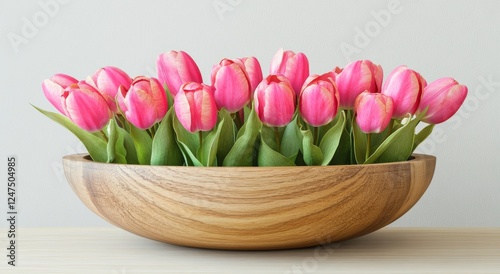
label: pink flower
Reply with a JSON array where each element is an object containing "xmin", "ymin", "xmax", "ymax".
[
  {"xmin": 174, "ymin": 82, "xmax": 218, "ymax": 133},
  {"xmin": 354, "ymin": 91, "xmax": 394, "ymax": 133},
  {"xmin": 211, "ymin": 58, "xmax": 251, "ymax": 113},
  {"xmin": 254, "ymin": 75, "xmax": 296, "ymax": 127},
  {"xmin": 42, "ymin": 73, "xmax": 78, "ymax": 114},
  {"xmin": 299, "ymin": 73, "xmax": 339, "ymax": 127},
  {"xmin": 417, "ymin": 77, "xmax": 468, "ymax": 124},
  {"xmin": 86, "ymin": 66, "xmax": 133, "ymax": 112},
  {"xmin": 269, "ymin": 48, "xmax": 309, "ymax": 96},
  {"xmin": 117, "ymin": 77, "xmax": 168, "ymax": 130},
  {"xmin": 240, "ymin": 56, "xmax": 263, "ymax": 93},
  {"xmin": 336, "ymin": 60, "xmax": 383, "ymax": 109},
  {"xmin": 156, "ymin": 51, "xmax": 203, "ymax": 96},
  {"xmin": 61, "ymin": 81, "xmax": 112, "ymax": 132},
  {"xmin": 381, "ymin": 65, "xmax": 426, "ymax": 118}
]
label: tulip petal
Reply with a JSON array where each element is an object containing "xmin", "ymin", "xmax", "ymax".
[
  {"xmin": 213, "ymin": 63, "xmax": 251, "ymax": 112},
  {"xmin": 63, "ymin": 87, "xmax": 111, "ymax": 132},
  {"xmin": 42, "ymin": 79, "xmax": 67, "ymax": 114}
]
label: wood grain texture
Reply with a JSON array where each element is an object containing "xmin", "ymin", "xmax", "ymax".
[{"xmin": 62, "ymin": 154, "xmax": 436, "ymax": 250}]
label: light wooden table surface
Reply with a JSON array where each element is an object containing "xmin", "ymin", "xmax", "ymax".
[{"xmin": 1, "ymin": 227, "xmax": 499, "ymax": 273}]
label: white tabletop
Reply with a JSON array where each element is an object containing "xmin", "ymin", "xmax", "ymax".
[{"xmin": 1, "ymin": 227, "xmax": 499, "ymax": 273}]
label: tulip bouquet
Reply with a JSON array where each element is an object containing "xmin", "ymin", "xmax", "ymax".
[{"xmin": 35, "ymin": 49, "xmax": 467, "ymax": 166}]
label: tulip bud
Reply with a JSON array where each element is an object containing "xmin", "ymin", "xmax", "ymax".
[
  {"xmin": 86, "ymin": 66, "xmax": 133, "ymax": 112},
  {"xmin": 117, "ymin": 77, "xmax": 168, "ymax": 130},
  {"xmin": 174, "ymin": 82, "xmax": 218, "ymax": 133},
  {"xmin": 416, "ymin": 77, "xmax": 468, "ymax": 124},
  {"xmin": 156, "ymin": 51, "xmax": 203, "ymax": 96},
  {"xmin": 269, "ymin": 48, "xmax": 309, "ymax": 96},
  {"xmin": 62, "ymin": 81, "xmax": 112, "ymax": 132},
  {"xmin": 42, "ymin": 73, "xmax": 78, "ymax": 114},
  {"xmin": 336, "ymin": 60, "xmax": 383, "ymax": 109},
  {"xmin": 254, "ymin": 75, "xmax": 296, "ymax": 127},
  {"xmin": 299, "ymin": 73, "xmax": 339, "ymax": 127},
  {"xmin": 354, "ymin": 91, "xmax": 394, "ymax": 133},
  {"xmin": 381, "ymin": 65, "xmax": 426, "ymax": 118},
  {"xmin": 240, "ymin": 56, "xmax": 263, "ymax": 93},
  {"xmin": 211, "ymin": 58, "xmax": 251, "ymax": 113}
]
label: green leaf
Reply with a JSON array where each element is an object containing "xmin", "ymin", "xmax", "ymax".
[
  {"xmin": 370, "ymin": 119, "xmax": 393, "ymax": 152},
  {"xmin": 235, "ymin": 106, "xmax": 252, "ymax": 139},
  {"xmin": 164, "ymin": 84, "xmax": 175, "ymax": 111},
  {"xmin": 413, "ymin": 123, "xmax": 435, "ymax": 152},
  {"xmin": 330, "ymin": 128, "xmax": 352, "ymax": 165},
  {"xmin": 105, "ymin": 119, "xmax": 117, "ymax": 163},
  {"xmin": 104, "ymin": 118, "xmax": 127, "ymax": 164},
  {"xmin": 198, "ymin": 120, "xmax": 224, "ymax": 166},
  {"xmin": 352, "ymin": 119, "xmax": 367, "ymax": 164},
  {"xmin": 129, "ymin": 124, "xmax": 152, "ymax": 165},
  {"xmin": 364, "ymin": 113, "xmax": 425, "ymax": 164},
  {"xmin": 281, "ymin": 114, "xmax": 301, "ymax": 161},
  {"xmin": 260, "ymin": 126, "xmax": 279, "ymax": 151},
  {"xmin": 319, "ymin": 111, "xmax": 346, "ymax": 165},
  {"xmin": 216, "ymin": 109, "xmax": 236, "ymax": 164},
  {"xmin": 172, "ymin": 114, "xmax": 202, "ymax": 166},
  {"xmin": 300, "ymin": 128, "xmax": 323, "ymax": 166},
  {"xmin": 117, "ymin": 126, "xmax": 138, "ymax": 164},
  {"xmin": 33, "ymin": 106, "xmax": 108, "ymax": 162},
  {"xmin": 223, "ymin": 108, "xmax": 262, "ymax": 166},
  {"xmin": 258, "ymin": 135, "xmax": 296, "ymax": 166},
  {"xmin": 151, "ymin": 108, "xmax": 183, "ymax": 166}
]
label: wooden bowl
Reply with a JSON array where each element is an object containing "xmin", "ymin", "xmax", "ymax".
[{"xmin": 62, "ymin": 154, "xmax": 435, "ymax": 250}]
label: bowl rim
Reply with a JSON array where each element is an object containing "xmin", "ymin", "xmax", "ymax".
[{"xmin": 63, "ymin": 153, "xmax": 436, "ymax": 170}]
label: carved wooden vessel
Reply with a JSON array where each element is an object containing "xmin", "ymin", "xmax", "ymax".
[{"xmin": 63, "ymin": 154, "xmax": 435, "ymax": 250}]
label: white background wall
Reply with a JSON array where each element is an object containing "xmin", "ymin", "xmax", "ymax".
[{"xmin": 1, "ymin": 0, "xmax": 499, "ymax": 228}]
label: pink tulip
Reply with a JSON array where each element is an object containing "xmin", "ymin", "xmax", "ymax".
[
  {"xmin": 86, "ymin": 66, "xmax": 133, "ymax": 112},
  {"xmin": 254, "ymin": 75, "xmax": 296, "ymax": 127},
  {"xmin": 156, "ymin": 51, "xmax": 203, "ymax": 96},
  {"xmin": 299, "ymin": 73, "xmax": 339, "ymax": 127},
  {"xmin": 117, "ymin": 77, "xmax": 168, "ymax": 130},
  {"xmin": 211, "ymin": 58, "xmax": 251, "ymax": 113},
  {"xmin": 269, "ymin": 48, "xmax": 309, "ymax": 96},
  {"xmin": 416, "ymin": 77, "xmax": 468, "ymax": 124},
  {"xmin": 174, "ymin": 82, "xmax": 218, "ymax": 133},
  {"xmin": 42, "ymin": 73, "xmax": 78, "ymax": 114},
  {"xmin": 336, "ymin": 60, "xmax": 383, "ymax": 109},
  {"xmin": 381, "ymin": 65, "xmax": 426, "ymax": 118},
  {"xmin": 354, "ymin": 91, "xmax": 394, "ymax": 133},
  {"xmin": 240, "ymin": 56, "xmax": 263, "ymax": 93},
  {"xmin": 61, "ymin": 81, "xmax": 111, "ymax": 132}
]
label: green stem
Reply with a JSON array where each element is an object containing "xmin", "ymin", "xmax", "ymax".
[
  {"xmin": 274, "ymin": 127, "xmax": 281, "ymax": 154},
  {"xmin": 199, "ymin": 131, "xmax": 203, "ymax": 148},
  {"xmin": 366, "ymin": 133, "xmax": 372, "ymax": 161},
  {"xmin": 345, "ymin": 109, "xmax": 353, "ymax": 133},
  {"xmin": 231, "ymin": 112, "xmax": 243, "ymax": 130},
  {"xmin": 313, "ymin": 126, "xmax": 319, "ymax": 146}
]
